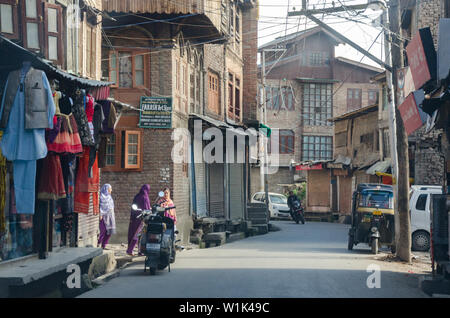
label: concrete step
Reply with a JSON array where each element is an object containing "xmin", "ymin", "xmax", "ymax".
[{"xmin": 226, "ymin": 232, "xmax": 246, "ymax": 243}]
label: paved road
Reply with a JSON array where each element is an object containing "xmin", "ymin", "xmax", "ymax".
[{"xmin": 80, "ymin": 221, "xmax": 428, "ymax": 298}]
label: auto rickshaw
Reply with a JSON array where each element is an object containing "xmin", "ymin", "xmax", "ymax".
[{"xmin": 347, "ymin": 183, "xmax": 395, "ymax": 254}]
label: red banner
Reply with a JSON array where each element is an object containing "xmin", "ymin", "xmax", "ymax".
[
  {"xmin": 406, "ymin": 28, "xmax": 435, "ymax": 89},
  {"xmin": 296, "ymin": 163, "xmax": 323, "ymax": 171},
  {"xmin": 398, "ymin": 92, "xmax": 424, "ymax": 135}
]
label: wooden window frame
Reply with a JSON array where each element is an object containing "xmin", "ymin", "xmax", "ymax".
[
  {"xmin": 279, "ymin": 130, "xmax": 295, "ymax": 154},
  {"xmin": 347, "ymin": 88, "xmax": 362, "ymax": 111},
  {"xmin": 105, "ymin": 134, "xmax": 116, "ymax": 167},
  {"xmin": 85, "ymin": 23, "xmax": 97, "ymax": 78},
  {"xmin": 234, "ymin": 76, "xmax": 241, "ymax": 121},
  {"xmin": 0, "ymin": 0, "xmax": 19, "ymax": 39},
  {"xmin": 368, "ymin": 89, "xmax": 379, "ymax": 106},
  {"xmin": 124, "ymin": 130, "xmax": 141, "ymax": 169},
  {"xmin": 43, "ymin": 2, "xmax": 63, "ymax": 66},
  {"xmin": 208, "ymin": 71, "xmax": 220, "ymax": 115},
  {"xmin": 102, "ymin": 129, "xmax": 143, "ymax": 172},
  {"xmin": 22, "ymin": 0, "xmax": 44, "ymax": 52},
  {"xmin": 108, "ymin": 50, "xmax": 149, "ymax": 89}
]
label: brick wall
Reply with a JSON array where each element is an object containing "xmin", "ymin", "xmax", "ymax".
[
  {"xmin": 242, "ymin": 4, "xmax": 258, "ymax": 122},
  {"xmin": 102, "ymin": 129, "xmax": 175, "ymax": 244}
]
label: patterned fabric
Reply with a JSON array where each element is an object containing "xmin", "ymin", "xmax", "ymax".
[
  {"xmin": 74, "ymin": 147, "xmax": 100, "ymax": 214},
  {"xmin": 37, "ymin": 154, "xmax": 66, "ymax": 201},
  {"xmin": 72, "ymin": 90, "xmax": 94, "ymax": 147}
]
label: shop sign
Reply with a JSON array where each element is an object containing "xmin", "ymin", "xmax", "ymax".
[
  {"xmin": 296, "ymin": 163, "xmax": 323, "ymax": 171},
  {"xmin": 438, "ymin": 19, "xmax": 450, "ymax": 81},
  {"xmin": 398, "ymin": 90, "xmax": 427, "ymax": 135},
  {"xmin": 397, "ymin": 66, "xmax": 415, "ymax": 104},
  {"xmin": 406, "ymin": 27, "xmax": 437, "ymax": 89},
  {"xmin": 139, "ymin": 97, "xmax": 172, "ymax": 129}
]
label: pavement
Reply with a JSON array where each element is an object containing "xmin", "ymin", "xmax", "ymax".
[{"xmin": 80, "ymin": 221, "xmax": 433, "ymax": 298}]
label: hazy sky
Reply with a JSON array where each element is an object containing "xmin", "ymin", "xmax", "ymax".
[{"xmin": 258, "ymin": 0, "xmax": 386, "ymax": 68}]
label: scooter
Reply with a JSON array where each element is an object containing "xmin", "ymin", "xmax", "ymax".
[
  {"xmin": 133, "ymin": 193, "xmax": 178, "ymax": 275},
  {"xmin": 291, "ymin": 200, "xmax": 305, "ymax": 224}
]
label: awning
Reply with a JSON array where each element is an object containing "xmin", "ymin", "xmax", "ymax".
[
  {"xmin": 366, "ymin": 159, "xmax": 392, "ymax": 175},
  {"xmin": 0, "ymin": 35, "xmax": 113, "ymax": 88},
  {"xmin": 190, "ymin": 114, "xmax": 231, "ymax": 129}
]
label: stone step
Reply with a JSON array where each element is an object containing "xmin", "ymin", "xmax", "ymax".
[{"xmin": 226, "ymin": 232, "xmax": 246, "ymax": 243}]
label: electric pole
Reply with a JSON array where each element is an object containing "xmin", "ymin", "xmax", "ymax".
[{"xmin": 387, "ymin": 0, "xmax": 411, "ymax": 262}]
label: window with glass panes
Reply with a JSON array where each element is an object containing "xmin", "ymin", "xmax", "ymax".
[
  {"xmin": 0, "ymin": 0, "xmax": 18, "ymax": 39},
  {"xmin": 302, "ymin": 83, "xmax": 332, "ymax": 126},
  {"xmin": 302, "ymin": 136, "xmax": 333, "ymax": 161},
  {"xmin": 109, "ymin": 51, "xmax": 148, "ymax": 88},
  {"xmin": 106, "ymin": 134, "xmax": 116, "ymax": 166}
]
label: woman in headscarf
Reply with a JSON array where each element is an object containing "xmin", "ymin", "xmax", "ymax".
[
  {"xmin": 127, "ymin": 184, "xmax": 151, "ymax": 256},
  {"xmin": 157, "ymin": 187, "xmax": 177, "ymax": 227},
  {"xmin": 98, "ymin": 184, "xmax": 116, "ymax": 249}
]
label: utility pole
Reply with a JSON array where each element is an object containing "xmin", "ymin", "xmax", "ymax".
[
  {"xmin": 260, "ymin": 49, "xmax": 285, "ymax": 219},
  {"xmin": 387, "ymin": 0, "xmax": 411, "ymax": 262}
]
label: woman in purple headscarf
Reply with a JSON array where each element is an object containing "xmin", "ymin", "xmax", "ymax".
[
  {"xmin": 98, "ymin": 184, "xmax": 116, "ymax": 249},
  {"xmin": 126, "ymin": 184, "xmax": 151, "ymax": 256}
]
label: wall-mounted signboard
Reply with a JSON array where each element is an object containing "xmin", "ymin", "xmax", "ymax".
[{"xmin": 139, "ymin": 97, "xmax": 172, "ymax": 129}]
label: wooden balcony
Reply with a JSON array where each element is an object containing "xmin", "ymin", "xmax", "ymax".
[{"xmin": 102, "ymin": 0, "xmax": 224, "ymax": 41}]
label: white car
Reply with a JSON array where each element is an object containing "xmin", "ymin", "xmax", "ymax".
[
  {"xmin": 409, "ymin": 185, "xmax": 443, "ymax": 251},
  {"xmin": 251, "ymin": 192, "xmax": 292, "ymax": 220}
]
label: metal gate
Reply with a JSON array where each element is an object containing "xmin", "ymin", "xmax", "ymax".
[
  {"xmin": 77, "ymin": 193, "xmax": 99, "ymax": 247},
  {"xmin": 194, "ymin": 162, "xmax": 208, "ymax": 217},
  {"xmin": 209, "ymin": 163, "xmax": 225, "ymax": 218},
  {"xmin": 229, "ymin": 163, "xmax": 244, "ymax": 220}
]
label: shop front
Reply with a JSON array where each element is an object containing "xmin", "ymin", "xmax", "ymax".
[{"xmin": 0, "ymin": 35, "xmax": 115, "ymax": 265}]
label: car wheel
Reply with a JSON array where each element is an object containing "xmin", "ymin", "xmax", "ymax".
[{"xmin": 412, "ymin": 231, "xmax": 430, "ymax": 251}]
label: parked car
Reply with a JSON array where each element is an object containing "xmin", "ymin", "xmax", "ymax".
[
  {"xmin": 251, "ymin": 192, "xmax": 292, "ymax": 220},
  {"xmin": 409, "ymin": 185, "xmax": 443, "ymax": 251}
]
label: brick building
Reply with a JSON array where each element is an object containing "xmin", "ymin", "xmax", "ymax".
[
  {"xmin": 398, "ymin": 0, "xmax": 450, "ymax": 188},
  {"xmin": 252, "ymin": 26, "xmax": 382, "ymax": 217},
  {"xmin": 100, "ymin": 0, "xmax": 258, "ymax": 245}
]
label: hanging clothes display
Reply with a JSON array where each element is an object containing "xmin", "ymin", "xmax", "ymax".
[
  {"xmin": 74, "ymin": 146, "xmax": 99, "ymax": 215},
  {"xmin": 37, "ymin": 154, "xmax": 66, "ymax": 200},
  {"xmin": 0, "ymin": 63, "xmax": 56, "ymax": 215},
  {"xmin": 97, "ymin": 100, "xmax": 117, "ymax": 168},
  {"xmin": 47, "ymin": 113, "xmax": 83, "ymax": 155},
  {"xmin": 72, "ymin": 89, "xmax": 94, "ymax": 147}
]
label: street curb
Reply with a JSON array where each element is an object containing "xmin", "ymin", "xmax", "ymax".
[{"xmin": 91, "ymin": 269, "xmax": 121, "ymax": 286}]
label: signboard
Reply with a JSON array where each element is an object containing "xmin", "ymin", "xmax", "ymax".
[
  {"xmin": 397, "ymin": 66, "xmax": 415, "ymax": 104},
  {"xmin": 139, "ymin": 97, "xmax": 172, "ymax": 129},
  {"xmin": 398, "ymin": 90, "xmax": 427, "ymax": 135},
  {"xmin": 406, "ymin": 27, "xmax": 437, "ymax": 89},
  {"xmin": 438, "ymin": 19, "xmax": 450, "ymax": 81},
  {"xmin": 296, "ymin": 163, "xmax": 323, "ymax": 171}
]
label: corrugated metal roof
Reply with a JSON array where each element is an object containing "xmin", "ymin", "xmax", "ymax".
[
  {"xmin": 366, "ymin": 159, "xmax": 392, "ymax": 175},
  {"xmin": 0, "ymin": 35, "xmax": 112, "ymax": 88}
]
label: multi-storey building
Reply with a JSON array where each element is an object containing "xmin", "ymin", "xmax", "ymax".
[
  {"xmin": 253, "ymin": 26, "xmax": 382, "ymax": 216},
  {"xmin": 100, "ymin": 0, "xmax": 259, "ymax": 245}
]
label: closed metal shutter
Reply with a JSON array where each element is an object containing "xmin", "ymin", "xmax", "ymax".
[
  {"xmin": 229, "ymin": 163, "xmax": 244, "ymax": 220},
  {"xmin": 77, "ymin": 193, "xmax": 99, "ymax": 247},
  {"xmin": 209, "ymin": 163, "xmax": 225, "ymax": 218},
  {"xmin": 194, "ymin": 162, "xmax": 208, "ymax": 217}
]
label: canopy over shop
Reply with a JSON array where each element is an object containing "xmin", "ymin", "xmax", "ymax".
[{"xmin": 0, "ymin": 35, "xmax": 116, "ymax": 262}]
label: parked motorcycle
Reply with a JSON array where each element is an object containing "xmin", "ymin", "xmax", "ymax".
[
  {"xmin": 291, "ymin": 200, "xmax": 305, "ymax": 224},
  {"xmin": 133, "ymin": 193, "xmax": 178, "ymax": 275}
]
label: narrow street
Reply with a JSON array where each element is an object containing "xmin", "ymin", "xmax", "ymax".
[{"xmin": 80, "ymin": 221, "xmax": 429, "ymax": 298}]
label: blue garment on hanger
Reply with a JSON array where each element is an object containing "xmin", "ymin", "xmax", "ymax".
[{"xmin": 0, "ymin": 65, "xmax": 55, "ymax": 214}]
